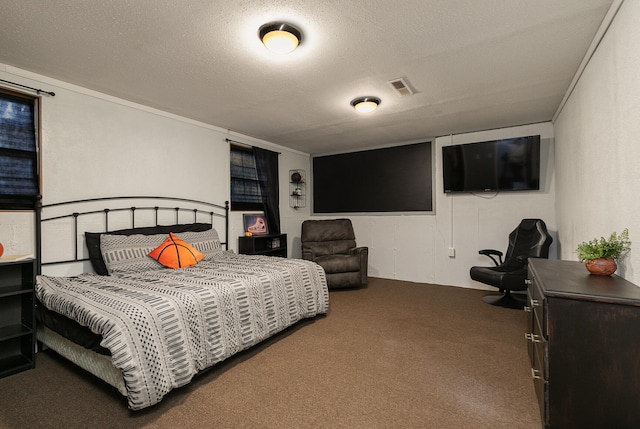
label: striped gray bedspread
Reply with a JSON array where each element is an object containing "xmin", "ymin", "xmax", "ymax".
[{"xmin": 36, "ymin": 251, "xmax": 328, "ymax": 410}]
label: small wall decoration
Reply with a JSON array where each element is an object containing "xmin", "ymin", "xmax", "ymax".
[
  {"xmin": 243, "ymin": 213, "xmax": 269, "ymax": 235},
  {"xmin": 289, "ymin": 169, "xmax": 306, "ymax": 209}
]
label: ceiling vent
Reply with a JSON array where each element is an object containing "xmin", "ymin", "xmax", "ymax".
[{"xmin": 388, "ymin": 77, "xmax": 414, "ymax": 96}]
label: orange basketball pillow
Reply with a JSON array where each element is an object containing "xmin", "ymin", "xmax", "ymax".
[{"xmin": 148, "ymin": 232, "xmax": 204, "ymax": 269}]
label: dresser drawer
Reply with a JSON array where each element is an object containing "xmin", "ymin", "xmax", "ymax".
[
  {"xmin": 530, "ymin": 338, "xmax": 549, "ymax": 426},
  {"xmin": 527, "ymin": 276, "xmax": 546, "ymax": 338},
  {"xmin": 526, "ymin": 268, "xmax": 549, "ymax": 426},
  {"xmin": 526, "ymin": 305, "xmax": 547, "ymax": 379}
]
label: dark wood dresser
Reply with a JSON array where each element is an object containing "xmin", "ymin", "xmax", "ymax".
[{"xmin": 526, "ymin": 258, "xmax": 640, "ymax": 428}]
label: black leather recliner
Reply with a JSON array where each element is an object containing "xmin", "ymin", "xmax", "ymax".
[
  {"xmin": 301, "ymin": 219, "xmax": 368, "ymax": 289},
  {"xmin": 470, "ymin": 218, "xmax": 552, "ymax": 309}
]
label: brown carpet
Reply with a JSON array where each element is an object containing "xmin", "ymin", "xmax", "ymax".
[{"xmin": 0, "ymin": 278, "xmax": 541, "ymax": 429}]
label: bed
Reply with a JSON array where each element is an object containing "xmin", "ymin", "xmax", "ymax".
[{"xmin": 34, "ymin": 197, "xmax": 329, "ymax": 410}]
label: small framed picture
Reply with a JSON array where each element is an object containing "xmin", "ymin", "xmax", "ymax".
[{"xmin": 243, "ymin": 213, "xmax": 269, "ymax": 235}]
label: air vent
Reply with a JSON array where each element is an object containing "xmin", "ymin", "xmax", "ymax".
[{"xmin": 388, "ymin": 77, "xmax": 414, "ymax": 96}]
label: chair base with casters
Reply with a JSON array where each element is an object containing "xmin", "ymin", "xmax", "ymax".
[
  {"xmin": 471, "ymin": 264, "xmax": 530, "ymax": 309},
  {"xmin": 470, "ymin": 218, "xmax": 552, "ymax": 309},
  {"xmin": 482, "ymin": 290, "xmax": 527, "ymax": 309}
]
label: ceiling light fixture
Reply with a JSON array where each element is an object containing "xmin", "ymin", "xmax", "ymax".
[
  {"xmin": 259, "ymin": 22, "xmax": 302, "ymax": 54},
  {"xmin": 351, "ymin": 96, "xmax": 381, "ymax": 113}
]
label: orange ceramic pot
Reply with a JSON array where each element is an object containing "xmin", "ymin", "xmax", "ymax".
[{"xmin": 585, "ymin": 257, "xmax": 617, "ymax": 276}]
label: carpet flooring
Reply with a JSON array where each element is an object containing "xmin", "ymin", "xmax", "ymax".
[{"xmin": 0, "ymin": 277, "xmax": 541, "ymax": 429}]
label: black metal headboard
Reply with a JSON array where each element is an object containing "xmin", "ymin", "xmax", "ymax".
[{"xmin": 36, "ymin": 196, "xmax": 229, "ymax": 274}]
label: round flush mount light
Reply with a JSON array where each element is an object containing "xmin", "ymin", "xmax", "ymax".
[
  {"xmin": 259, "ymin": 22, "xmax": 302, "ymax": 54},
  {"xmin": 351, "ymin": 96, "xmax": 381, "ymax": 113}
]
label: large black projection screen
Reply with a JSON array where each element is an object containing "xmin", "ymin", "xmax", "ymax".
[{"xmin": 312, "ymin": 142, "xmax": 433, "ymax": 213}]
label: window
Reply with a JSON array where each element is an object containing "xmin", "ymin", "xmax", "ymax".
[
  {"xmin": 230, "ymin": 145, "xmax": 263, "ymax": 211},
  {"xmin": 312, "ymin": 141, "xmax": 432, "ymax": 213},
  {"xmin": 229, "ymin": 144, "xmax": 281, "ymax": 233},
  {"xmin": 0, "ymin": 89, "xmax": 40, "ymax": 210}
]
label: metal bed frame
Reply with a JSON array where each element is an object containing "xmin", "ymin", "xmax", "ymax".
[{"xmin": 36, "ymin": 196, "xmax": 229, "ymax": 274}]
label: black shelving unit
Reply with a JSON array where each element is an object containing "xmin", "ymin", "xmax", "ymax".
[
  {"xmin": 0, "ymin": 259, "xmax": 36, "ymax": 378},
  {"xmin": 238, "ymin": 233, "xmax": 287, "ymax": 257}
]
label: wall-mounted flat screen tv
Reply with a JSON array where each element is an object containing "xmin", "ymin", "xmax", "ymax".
[{"xmin": 442, "ymin": 135, "xmax": 540, "ymax": 193}]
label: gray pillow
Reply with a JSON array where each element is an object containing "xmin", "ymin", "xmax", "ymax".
[
  {"xmin": 100, "ymin": 233, "xmax": 166, "ymax": 275},
  {"xmin": 174, "ymin": 229, "xmax": 222, "ymax": 259},
  {"xmin": 87, "ymin": 223, "xmax": 216, "ymax": 275},
  {"xmin": 100, "ymin": 229, "xmax": 224, "ymax": 275}
]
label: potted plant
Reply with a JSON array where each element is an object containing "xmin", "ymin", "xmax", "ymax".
[{"xmin": 576, "ymin": 228, "xmax": 631, "ymax": 275}]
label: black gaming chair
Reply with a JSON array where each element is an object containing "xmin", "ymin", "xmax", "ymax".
[{"xmin": 470, "ymin": 219, "xmax": 552, "ymax": 309}]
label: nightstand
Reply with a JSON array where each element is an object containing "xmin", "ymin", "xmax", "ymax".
[{"xmin": 238, "ymin": 233, "xmax": 287, "ymax": 257}]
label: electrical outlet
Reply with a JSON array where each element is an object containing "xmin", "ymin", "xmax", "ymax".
[{"xmin": 448, "ymin": 247, "xmax": 455, "ymax": 257}]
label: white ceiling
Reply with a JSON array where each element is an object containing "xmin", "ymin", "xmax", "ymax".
[{"xmin": 0, "ymin": 0, "xmax": 614, "ymax": 155}]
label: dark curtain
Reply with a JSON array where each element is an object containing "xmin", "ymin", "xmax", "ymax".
[{"xmin": 253, "ymin": 147, "xmax": 280, "ymax": 234}]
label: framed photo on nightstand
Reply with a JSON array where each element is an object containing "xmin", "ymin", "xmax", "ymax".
[{"xmin": 243, "ymin": 213, "xmax": 269, "ymax": 235}]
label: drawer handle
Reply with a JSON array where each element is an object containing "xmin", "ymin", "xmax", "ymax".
[
  {"xmin": 530, "ymin": 367, "xmax": 543, "ymax": 380},
  {"xmin": 525, "ymin": 279, "xmax": 533, "ymax": 285},
  {"xmin": 525, "ymin": 333, "xmax": 542, "ymax": 343},
  {"xmin": 524, "ymin": 306, "xmax": 531, "ymax": 312},
  {"xmin": 529, "ymin": 299, "xmax": 541, "ymax": 308}
]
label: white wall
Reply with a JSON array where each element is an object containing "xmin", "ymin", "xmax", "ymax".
[
  {"xmin": 0, "ymin": 64, "xmax": 311, "ymax": 267},
  {"xmin": 0, "ymin": 64, "xmax": 558, "ymax": 290},
  {"xmin": 554, "ymin": 0, "xmax": 640, "ymax": 284},
  {"xmin": 312, "ymin": 122, "xmax": 556, "ymax": 289}
]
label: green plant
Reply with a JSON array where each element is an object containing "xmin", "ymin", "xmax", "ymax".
[{"xmin": 576, "ymin": 228, "xmax": 631, "ymax": 262}]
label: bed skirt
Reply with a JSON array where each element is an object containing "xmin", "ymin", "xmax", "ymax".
[{"xmin": 37, "ymin": 325, "xmax": 127, "ymax": 396}]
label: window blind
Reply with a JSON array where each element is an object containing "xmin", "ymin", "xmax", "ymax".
[
  {"xmin": 312, "ymin": 141, "xmax": 433, "ymax": 213},
  {"xmin": 230, "ymin": 145, "xmax": 263, "ymax": 211},
  {"xmin": 0, "ymin": 90, "xmax": 39, "ymax": 210}
]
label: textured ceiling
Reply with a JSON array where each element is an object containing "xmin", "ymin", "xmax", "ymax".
[{"xmin": 0, "ymin": 0, "xmax": 614, "ymax": 155}]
